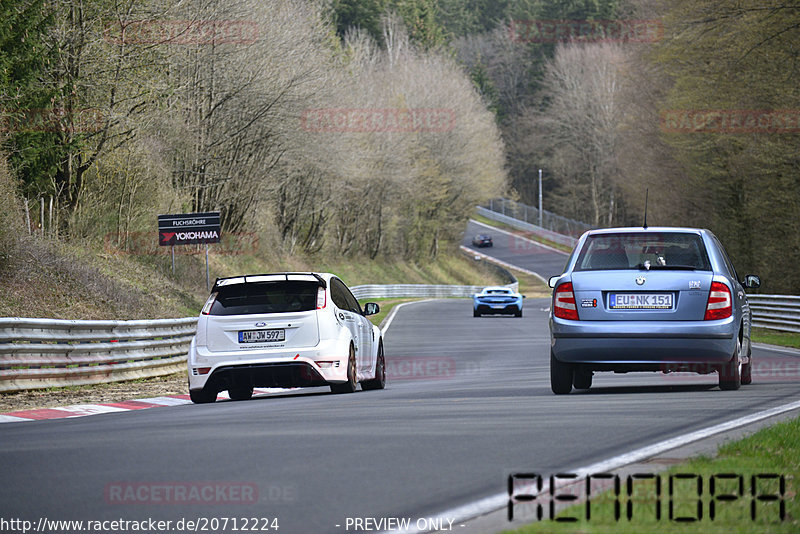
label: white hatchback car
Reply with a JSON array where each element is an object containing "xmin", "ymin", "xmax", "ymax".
[{"xmin": 188, "ymin": 272, "xmax": 385, "ymax": 403}]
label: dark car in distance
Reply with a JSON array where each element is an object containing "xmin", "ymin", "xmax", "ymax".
[{"xmin": 472, "ymin": 234, "xmax": 493, "ymax": 247}]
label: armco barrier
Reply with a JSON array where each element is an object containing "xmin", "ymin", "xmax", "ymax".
[
  {"xmin": 0, "ymin": 283, "xmax": 517, "ymax": 392},
  {"xmin": 0, "ymin": 317, "xmax": 197, "ymax": 392},
  {"xmin": 748, "ymin": 295, "xmax": 800, "ymax": 333},
  {"xmin": 350, "ymin": 283, "xmax": 517, "ymax": 299},
  {"xmin": 481, "ymin": 198, "xmax": 593, "ymax": 238},
  {"xmin": 476, "ymin": 206, "xmax": 579, "ymax": 248}
]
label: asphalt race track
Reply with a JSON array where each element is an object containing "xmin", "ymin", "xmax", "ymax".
[
  {"xmin": 462, "ymin": 219, "xmax": 569, "ymax": 281},
  {"xmin": 3, "ymin": 295, "xmax": 800, "ymax": 532},
  {"xmin": 2, "ymin": 223, "xmax": 799, "ymax": 533}
]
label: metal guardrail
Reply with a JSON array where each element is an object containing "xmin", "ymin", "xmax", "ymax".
[
  {"xmin": 481, "ymin": 197, "xmax": 594, "ymax": 238},
  {"xmin": 0, "ymin": 283, "xmax": 518, "ymax": 392},
  {"xmin": 0, "ymin": 317, "xmax": 197, "ymax": 392},
  {"xmin": 350, "ymin": 283, "xmax": 517, "ymax": 299},
  {"xmin": 748, "ymin": 295, "xmax": 800, "ymax": 333},
  {"xmin": 476, "ymin": 206, "xmax": 579, "ymax": 248}
]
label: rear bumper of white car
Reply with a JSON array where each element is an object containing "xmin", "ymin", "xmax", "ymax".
[{"xmin": 188, "ymin": 337, "xmax": 349, "ymax": 391}]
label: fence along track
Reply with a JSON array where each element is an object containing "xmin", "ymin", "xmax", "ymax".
[{"xmin": 748, "ymin": 295, "xmax": 800, "ymax": 333}]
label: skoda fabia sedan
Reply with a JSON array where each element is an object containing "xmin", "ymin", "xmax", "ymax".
[
  {"xmin": 548, "ymin": 227, "xmax": 760, "ymax": 394},
  {"xmin": 188, "ymin": 272, "xmax": 385, "ymax": 403}
]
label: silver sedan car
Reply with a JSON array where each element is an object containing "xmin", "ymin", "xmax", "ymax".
[{"xmin": 548, "ymin": 227, "xmax": 760, "ymax": 394}]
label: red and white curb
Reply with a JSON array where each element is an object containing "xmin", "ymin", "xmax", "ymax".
[{"xmin": 0, "ymin": 388, "xmax": 293, "ymax": 423}]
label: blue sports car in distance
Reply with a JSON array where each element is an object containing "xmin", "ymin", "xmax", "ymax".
[
  {"xmin": 474, "ymin": 286, "xmax": 525, "ymax": 317},
  {"xmin": 548, "ymin": 227, "xmax": 760, "ymax": 394}
]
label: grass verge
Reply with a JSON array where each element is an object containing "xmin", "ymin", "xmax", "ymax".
[
  {"xmin": 0, "ymin": 236, "xmax": 506, "ymax": 320},
  {"xmin": 505, "ymin": 415, "xmax": 800, "ymax": 534},
  {"xmin": 751, "ymin": 328, "xmax": 800, "ymax": 350}
]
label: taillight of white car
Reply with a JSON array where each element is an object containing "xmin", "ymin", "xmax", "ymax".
[
  {"xmin": 553, "ymin": 282, "xmax": 579, "ymax": 320},
  {"xmin": 201, "ymin": 292, "xmax": 218, "ymax": 315},
  {"xmin": 704, "ymin": 281, "xmax": 732, "ymax": 320},
  {"xmin": 316, "ymin": 286, "xmax": 327, "ymax": 309}
]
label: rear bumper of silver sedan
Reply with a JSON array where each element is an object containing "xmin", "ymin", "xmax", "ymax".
[{"xmin": 550, "ymin": 317, "xmax": 737, "ymax": 369}]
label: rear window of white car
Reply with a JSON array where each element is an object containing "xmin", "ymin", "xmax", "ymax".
[
  {"xmin": 209, "ymin": 281, "xmax": 319, "ymax": 315},
  {"xmin": 574, "ymin": 232, "xmax": 711, "ymax": 271}
]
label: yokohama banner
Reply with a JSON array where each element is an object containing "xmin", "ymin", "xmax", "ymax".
[{"xmin": 158, "ymin": 212, "xmax": 221, "ymax": 246}]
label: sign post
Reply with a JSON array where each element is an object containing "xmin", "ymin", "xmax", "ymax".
[{"xmin": 158, "ymin": 212, "xmax": 221, "ymax": 289}]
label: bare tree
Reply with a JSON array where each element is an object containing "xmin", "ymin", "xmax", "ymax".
[{"xmin": 523, "ymin": 42, "xmax": 626, "ymax": 226}]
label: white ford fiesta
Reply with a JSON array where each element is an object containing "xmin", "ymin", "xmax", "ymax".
[{"xmin": 187, "ymin": 272, "xmax": 385, "ymax": 403}]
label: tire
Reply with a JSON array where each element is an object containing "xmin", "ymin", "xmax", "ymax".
[
  {"xmin": 362, "ymin": 343, "xmax": 386, "ymax": 390},
  {"xmin": 515, "ymin": 309, "xmax": 523, "ymax": 318},
  {"xmin": 550, "ymin": 350, "xmax": 573, "ymax": 395},
  {"xmin": 474, "ymin": 310, "xmax": 480, "ymax": 317},
  {"xmin": 228, "ymin": 386, "xmax": 253, "ymax": 401},
  {"xmin": 719, "ymin": 338, "xmax": 742, "ymax": 390},
  {"xmin": 189, "ymin": 387, "xmax": 217, "ymax": 404},
  {"xmin": 573, "ymin": 369, "xmax": 592, "ymax": 390},
  {"xmin": 741, "ymin": 344, "xmax": 753, "ymax": 385},
  {"xmin": 331, "ymin": 345, "xmax": 357, "ymax": 394}
]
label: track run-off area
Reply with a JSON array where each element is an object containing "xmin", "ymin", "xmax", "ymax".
[{"xmin": 1, "ymin": 222, "xmax": 799, "ymax": 533}]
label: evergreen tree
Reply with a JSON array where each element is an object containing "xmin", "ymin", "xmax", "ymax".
[{"xmin": 0, "ymin": 0, "xmax": 63, "ymax": 198}]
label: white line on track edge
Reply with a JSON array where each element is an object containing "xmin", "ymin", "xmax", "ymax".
[
  {"xmin": 381, "ymin": 299, "xmax": 437, "ymax": 336},
  {"xmin": 387, "ymin": 398, "xmax": 800, "ymax": 533},
  {"xmin": 459, "ymin": 245, "xmax": 548, "ymax": 285}
]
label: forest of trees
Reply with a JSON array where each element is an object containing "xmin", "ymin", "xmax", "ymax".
[
  {"xmin": 1, "ymin": 0, "xmax": 799, "ymax": 291},
  {"xmin": 0, "ymin": 0, "xmax": 505, "ymax": 265},
  {"xmin": 446, "ymin": 0, "xmax": 799, "ymax": 291}
]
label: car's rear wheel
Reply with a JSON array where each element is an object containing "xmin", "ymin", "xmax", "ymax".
[
  {"xmin": 473, "ymin": 310, "xmax": 480, "ymax": 317},
  {"xmin": 331, "ymin": 345, "xmax": 357, "ymax": 394},
  {"xmin": 189, "ymin": 387, "xmax": 217, "ymax": 404},
  {"xmin": 550, "ymin": 350, "xmax": 573, "ymax": 395},
  {"xmin": 573, "ymin": 369, "xmax": 592, "ymax": 390},
  {"xmin": 362, "ymin": 343, "xmax": 386, "ymax": 390},
  {"xmin": 719, "ymin": 338, "xmax": 742, "ymax": 390},
  {"xmin": 515, "ymin": 309, "xmax": 522, "ymax": 318},
  {"xmin": 228, "ymin": 386, "xmax": 253, "ymax": 401}
]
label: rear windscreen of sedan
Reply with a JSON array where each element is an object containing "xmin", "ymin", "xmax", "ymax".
[
  {"xmin": 574, "ymin": 233, "xmax": 712, "ymax": 271},
  {"xmin": 210, "ymin": 281, "xmax": 319, "ymax": 315}
]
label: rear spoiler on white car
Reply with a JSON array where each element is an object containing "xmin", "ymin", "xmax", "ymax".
[{"xmin": 212, "ymin": 272, "xmax": 327, "ymax": 291}]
